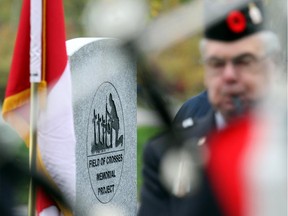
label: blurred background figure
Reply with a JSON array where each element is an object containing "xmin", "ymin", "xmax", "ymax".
[{"xmin": 138, "ymin": 0, "xmax": 286, "ymax": 216}]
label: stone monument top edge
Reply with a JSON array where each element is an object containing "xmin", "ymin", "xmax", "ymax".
[{"xmin": 66, "ymin": 37, "xmax": 117, "ymax": 57}]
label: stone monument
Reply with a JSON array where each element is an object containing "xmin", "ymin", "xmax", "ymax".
[{"xmin": 66, "ymin": 38, "xmax": 137, "ymax": 216}]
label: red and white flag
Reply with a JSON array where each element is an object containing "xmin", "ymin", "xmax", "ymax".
[
  {"xmin": 206, "ymin": 110, "xmax": 286, "ymax": 216},
  {"xmin": 2, "ymin": 0, "xmax": 75, "ymax": 215}
]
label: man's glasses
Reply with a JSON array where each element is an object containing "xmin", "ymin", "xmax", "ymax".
[{"xmin": 202, "ymin": 53, "xmax": 267, "ymax": 74}]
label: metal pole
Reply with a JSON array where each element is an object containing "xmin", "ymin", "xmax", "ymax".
[{"xmin": 28, "ymin": 82, "xmax": 39, "ymax": 216}]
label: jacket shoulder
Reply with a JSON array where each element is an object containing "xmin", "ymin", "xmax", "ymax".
[{"xmin": 173, "ymin": 91, "xmax": 211, "ymax": 125}]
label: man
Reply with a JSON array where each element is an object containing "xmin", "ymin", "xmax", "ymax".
[{"xmin": 138, "ymin": 0, "xmax": 281, "ymax": 215}]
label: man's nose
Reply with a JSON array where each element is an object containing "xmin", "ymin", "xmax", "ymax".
[{"xmin": 222, "ymin": 61, "xmax": 238, "ymax": 82}]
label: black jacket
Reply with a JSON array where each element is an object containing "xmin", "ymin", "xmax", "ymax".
[
  {"xmin": 173, "ymin": 91, "xmax": 211, "ymax": 126},
  {"xmin": 138, "ymin": 111, "xmax": 224, "ymax": 216}
]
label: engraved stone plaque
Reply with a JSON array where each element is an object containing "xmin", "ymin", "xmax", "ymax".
[{"xmin": 66, "ymin": 38, "xmax": 136, "ymax": 216}]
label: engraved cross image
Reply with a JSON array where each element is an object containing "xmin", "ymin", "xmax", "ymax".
[{"xmin": 91, "ymin": 93, "xmax": 123, "ymax": 153}]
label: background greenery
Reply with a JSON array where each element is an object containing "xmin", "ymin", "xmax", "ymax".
[
  {"xmin": 137, "ymin": 126, "xmax": 163, "ymax": 198},
  {"xmin": 0, "ymin": 0, "xmax": 205, "ymax": 102}
]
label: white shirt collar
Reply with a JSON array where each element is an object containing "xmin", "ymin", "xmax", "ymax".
[{"xmin": 215, "ymin": 111, "xmax": 227, "ymax": 130}]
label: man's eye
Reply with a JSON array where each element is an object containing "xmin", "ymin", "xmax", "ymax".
[
  {"xmin": 208, "ymin": 60, "xmax": 225, "ymax": 68},
  {"xmin": 234, "ymin": 56, "xmax": 255, "ymax": 66}
]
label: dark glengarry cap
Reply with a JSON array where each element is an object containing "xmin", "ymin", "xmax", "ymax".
[{"xmin": 204, "ymin": 0, "xmax": 265, "ymax": 41}]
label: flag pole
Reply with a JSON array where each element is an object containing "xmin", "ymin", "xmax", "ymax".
[
  {"xmin": 28, "ymin": 82, "xmax": 39, "ymax": 216},
  {"xmin": 28, "ymin": 0, "xmax": 43, "ymax": 214}
]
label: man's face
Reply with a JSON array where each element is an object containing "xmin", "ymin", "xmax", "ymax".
[{"xmin": 203, "ymin": 33, "xmax": 272, "ymax": 120}]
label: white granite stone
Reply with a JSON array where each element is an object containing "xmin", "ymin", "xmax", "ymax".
[{"xmin": 67, "ymin": 38, "xmax": 137, "ymax": 216}]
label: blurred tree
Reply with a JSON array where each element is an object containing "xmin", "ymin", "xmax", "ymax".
[
  {"xmin": 0, "ymin": 0, "xmax": 204, "ymax": 103},
  {"xmin": 63, "ymin": 0, "xmax": 86, "ymax": 39},
  {"xmin": 0, "ymin": 0, "xmax": 21, "ymax": 100},
  {"xmin": 155, "ymin": 35, "xmax": 205, "ymax": 100},
  {"xmin": 146, "ymin": 0, "xmax": 205, "ymax": 101}
]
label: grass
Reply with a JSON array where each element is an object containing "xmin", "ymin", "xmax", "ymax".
[{"xmin": 137, "ymin": 125, "xmax": 163, "ymax": 199}]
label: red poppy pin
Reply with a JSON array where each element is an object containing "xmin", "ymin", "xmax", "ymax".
[{"xmin": 226, "ymin": 10, "xmax": 246, "ymax": 33}]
